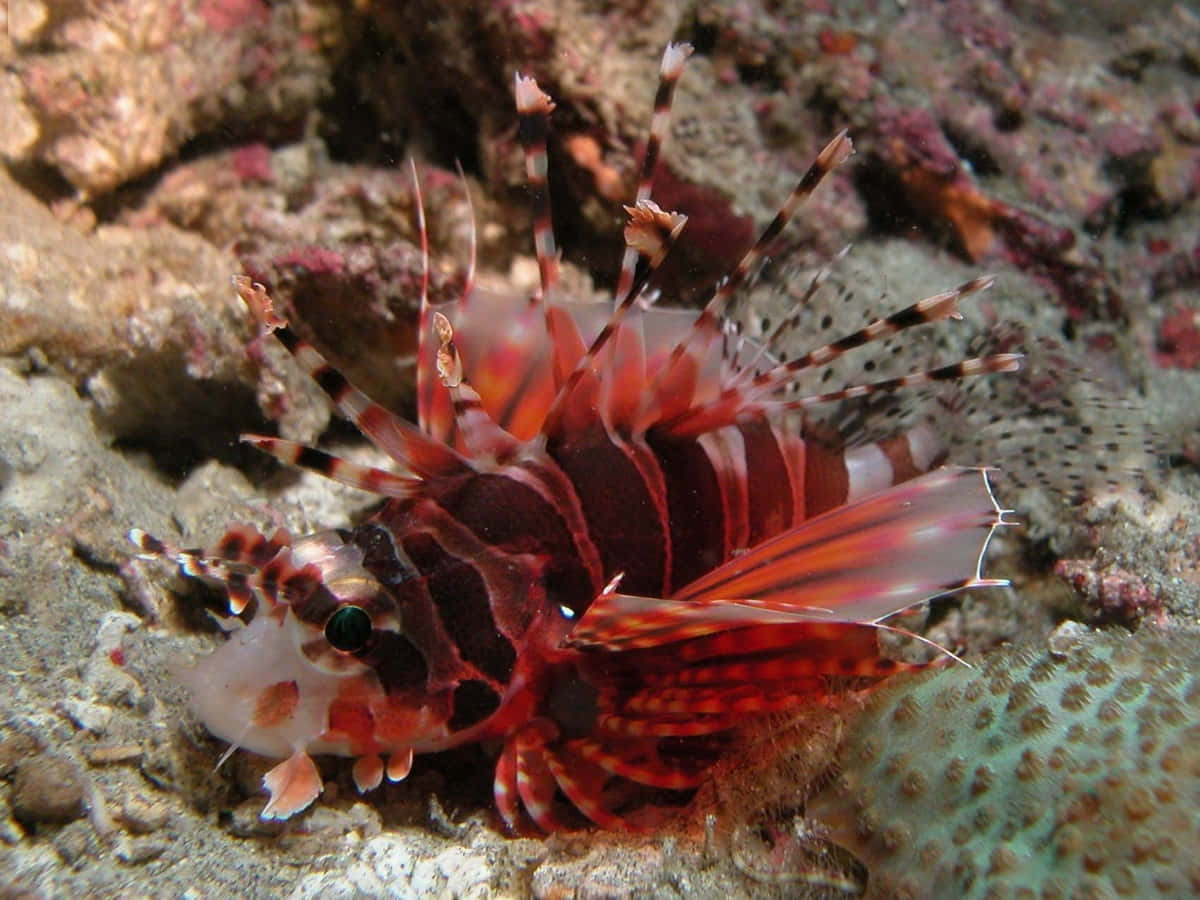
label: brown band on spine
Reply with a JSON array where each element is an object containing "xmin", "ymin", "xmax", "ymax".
[
  {"xmin": 401, "ymin": 530, "xmax": 517, "ymax": 686},
  {"xmin": 549, "ymin": 431, "xmax": 669, "ymax": 598},
  {"xmin": 876, "ymin": 433, "xmax": 921, "ymax": 485},
  {"xmin": 645, "ymin": 429, "xmax": 725, "ymax": 593},
  {"xmin": 803, "ymin": 441, "xmax": 850, "ymax": 518},
  {"xmin": 435, "ymin": 471, "xmax": 596, "ymax": 615},
  {"xmin": 738, "ymin": 418, "xmax": 794, "ymax": 548}
]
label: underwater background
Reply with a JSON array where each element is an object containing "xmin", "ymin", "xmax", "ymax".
[{"xmin": 1, "ymin": 0, "xmax": 1197, "ymax": 896}]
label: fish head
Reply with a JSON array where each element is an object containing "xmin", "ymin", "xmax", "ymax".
[{"xmin": 178, "ymin": 530, "xmax": 449, "ymax": 772}]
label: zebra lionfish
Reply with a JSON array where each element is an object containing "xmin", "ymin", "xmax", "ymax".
[{"xmin": 131, "ymin": 43, "xmax": 1019, "ymax": 830}]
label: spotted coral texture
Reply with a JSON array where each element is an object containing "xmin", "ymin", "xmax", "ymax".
[{"xmin": 807, "ymin": 628, "xmax": 1200, "ymax": 899}]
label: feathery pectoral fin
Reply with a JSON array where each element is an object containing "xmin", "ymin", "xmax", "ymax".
[
  {"xmin": 261, "ymin": 750, "xmax": 323, "ymax": 820},
  {"xmin": 565, "ymin": 467, "xmax": 1007, "ymax": 748},
  {"xmin": 570, "ymin": 466, "xmax": 1010, "ymax": 652}
]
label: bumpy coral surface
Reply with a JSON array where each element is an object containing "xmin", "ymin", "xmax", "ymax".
[{"xmin": 807, "ymin": 627, "xmax": 1200, "ymax": 898}]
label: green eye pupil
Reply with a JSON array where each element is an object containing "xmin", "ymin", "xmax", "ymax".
[{"xmin": 325, "ymin": 605, "xmax": 372, "ymax": 652}]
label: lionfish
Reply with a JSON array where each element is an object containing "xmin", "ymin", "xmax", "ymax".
[{"xmin": 131, "ymin": 44, "xmax": 1020, "ymax": 831}]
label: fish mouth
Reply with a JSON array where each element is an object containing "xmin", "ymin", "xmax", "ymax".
[{"xmin": 180, "ymin": 611, "xmax": 341, "ymax": 760}]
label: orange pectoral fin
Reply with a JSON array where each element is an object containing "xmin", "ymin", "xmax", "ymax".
[
  {"xmin": 564, "ymin": 468, "xmax": 1009, "ymax": 751},
  {"xmin": 670, "ymin": 466, "xmax": 1009, "ymax": 622},
  {"xmin": 261, "ymin": 750, "xmax": 323, "ymax": 820},
  {"xmin": 570, "ymin": 467, "xmax": 1009, "ymax": 654}
]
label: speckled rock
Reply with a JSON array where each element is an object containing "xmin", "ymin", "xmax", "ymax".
[
  {"xmin": 0, "ymin": 167, "xmax": 331, "ymax": 452},
  {"xmin": 1, "ymin": 0, "xmax": 348, "ymax": 195},
  {"xmin": 115, "ymin": 793, "xmax": 170, "ymax": 834},
  {"xmin": 288, "ymin": 828, "xmax": 542, "ymax": 899},
  {"xmin": 0, "ymin": 735, "xmax": 40, "ymax": 779},
  {"xmin": 807, "ymin": 627, "xmax": 1200, "ymax": 898},
  {"xmin": 11, "ymin": 756, "xmax": 87, "ymax": 826},
  {"xmin": 531, "ymin": 843, "xmax": 671, "ymax": 900}
]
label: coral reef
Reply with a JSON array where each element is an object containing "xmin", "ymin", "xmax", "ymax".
[
  {"xmin": 806, "ymin": 627, "xmax": 1200, "ymax": 898},
  {"xmin": 2, "ymin": 0, "xmax": 348, "ymax": 196}
]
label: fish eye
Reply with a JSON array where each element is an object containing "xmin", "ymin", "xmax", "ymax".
[{"xmin": 325, "ymin": 605, "xmax": 373, "ymax": 653}]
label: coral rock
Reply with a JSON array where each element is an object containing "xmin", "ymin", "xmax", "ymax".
[{"xmin": 808, "ymin": 628, "xmax": 1200, "ymax": 898}]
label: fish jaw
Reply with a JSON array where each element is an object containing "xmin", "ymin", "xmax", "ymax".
[
  {"xmin": 179, "ymin": 603, "xmax": 444, "ymax": 820},
  {"xmin": 178, "ymin": 611, "xmax": 345, "ymax": 761}
]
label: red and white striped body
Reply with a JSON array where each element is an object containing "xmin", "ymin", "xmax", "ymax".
[{"xmin": 131, "ymin": 44, "xmax": 1015, "ymax": 830}]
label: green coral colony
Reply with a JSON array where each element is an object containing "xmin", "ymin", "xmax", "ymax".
[{"xmin": 806, "ymin": 628, "xmax": 1200, "ymax": 898}]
